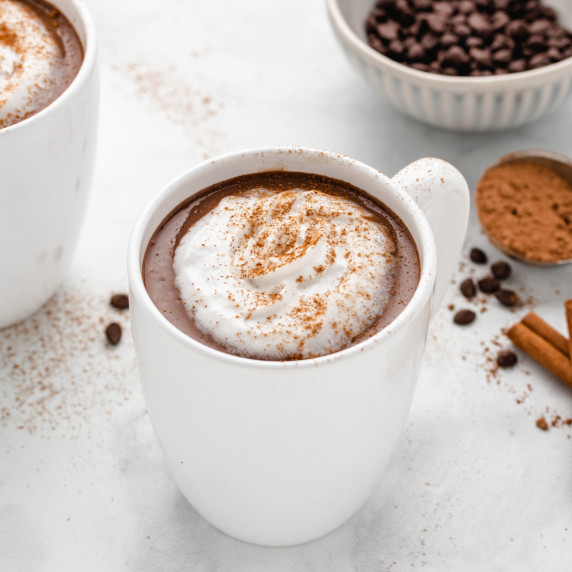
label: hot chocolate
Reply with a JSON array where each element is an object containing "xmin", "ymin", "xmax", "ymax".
[
  {"xmin": 0, "ymin": 0, "xmax": 83, "ymax": 129},
  {"xmin": 143, "ymin": 171, "xmax": 420, "ymax": 360}
]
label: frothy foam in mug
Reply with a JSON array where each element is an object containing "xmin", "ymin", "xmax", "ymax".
[{"xmin": 173, "ymin": 188, "xmax": 398, "ymax": 360}]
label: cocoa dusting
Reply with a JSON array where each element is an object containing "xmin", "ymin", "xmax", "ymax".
[
  {"xmin": 536, "ymin": 417, "xmax": 549, "ymax": 431},
  {"xmin": 476, "ymin": 161, "xmax": 572, "ymax": 263},
  {"xmin": 0, "ymin": 286, "xmax": 134, "ymax": 436},
  {"xmin": 119, "ymin": 60, "xmax": 225, "ymax": 159}
]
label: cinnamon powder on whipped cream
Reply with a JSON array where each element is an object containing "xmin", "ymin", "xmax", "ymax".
[
  {"xmin": 143, "ymin": 172, "xmax": 420, "ymax": 361},
  {"xmin": 476, "ymin": 161, "xmax": 572, "ymax": 264}
]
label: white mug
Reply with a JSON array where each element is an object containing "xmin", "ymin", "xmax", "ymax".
[
  {"xmin": 0, "ymin": 0, "xmax": 98, "ymax": 328},
  {"xmin": 127, "ymin": 147, "xmax": 469, "ymax": 546}
]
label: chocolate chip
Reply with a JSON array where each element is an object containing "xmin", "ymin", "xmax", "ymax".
[
  {"xmin": 478, "ymin": 277, "xmax": 501, "ymax": 294},
  {"xmin": 490, "ymin": 34, "xmax": 514, "ymax": 52},
  {"xmin": 507, "ymin": 20, "xmax": 529, "ymax": 40},
  {"xmin": 468, "ymin": 12, "xmax": 492, "ymax": 37},
  {"xmin": 433, "ymin": 1, "xmax": 455, "ymax": 17},
  {"xmin": 445, "ymin": 45, "xmax": 470, "ymax": 68},
  {"xmin": 458, "ymin": 1, "xmax": 476, "ymax": 15},
  {"xmin": 508, "ymin": 59, "xmax": 527, "ymax": 72},
  {"xmin": 490, "ymin": 260, "xmax": 511, "ymax": 280},
  {"xmin": 106, "ymin": 322, "xmax": 122, "ymax": 346},
  {"xmin": 110, "ymin": 293, "xmax": 130, "ymax": 309},
  {"xmin": 526, "ymin": 34, "xmax": 546, "ymax": 52},
  {"xmin": 472, "ymin": 47, "xmax": 493, "ymax": 68},
  {"xmin": 460, "ymin": 278, "xmax": 477, "ymax": 298},
  {"xmin": 426, "ymin": 14, "xmax": 447, "ymax": 35},
  {"xmin": 495, "ymin": 288, "xmax": 520, "ymax": 306},
  {"xmin": 454, "ymin": 309, "xmax": 476, "ymax": 325},
  {"xmin": 388, "ymin": 39, "xmax": 406, "ymax": 58},
  {"xmin": 539, "ymin": 6, "xmax": 557, "ymax": 21},
  {"xmin": 421, "ymin": 33, "xmax": 439, "ymax": 52},
  {"xmin": 497, "ymin": 349, "xmax": 517, "ymax": 368},
  {"xmin": 492, "ymin": 48, "xmax": 512, "ymax": 65},
  {"xmin": 453, "ymin": 23, "xmax": 472, "ymax": 38},
  {"xmin": 441, "ymin": 32, "xmax": 460, "ymax": 47},
  {"xmin": 466, "ymin": 36, "xmax": 484, "ymax": 48},
  {"xmin": 377, "ymin": 22, "xmax": 400, "ymax": 41},
  {"xmin": 529, "ymin": 19, "xmax": 551, "ymax": 35},
  {"xmin": 399, "ymin": 10, "xmax": 416, "ymax": 27},
  {"xmin": 547, "ymin": 47, "xmax": 563, "ymax": 62},
  {"xmin": 470, "ymin": 247, "xmax": 488, "ymax": 264},
  {"xmin": 491, "ymin": 10, "xmax": 510, "ymax": 31},
  {"xmin": 529, "ymin": 52, "xmax": 551, "ymax": 68},
  {"xmin": 493, "ymin": 0, "xmax": 509, "ymax": 10},
  {"xmin": 407, "ymin": 43, "xmax": 427, "ymax": 62},
  {"xmin": 413, "ymin": 0, "xmax": 432, "ymax": 10}
]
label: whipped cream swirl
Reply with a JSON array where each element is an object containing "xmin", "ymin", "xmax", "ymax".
[
  {"xmin": 0, "ymin": 0, "xmax": 67, "ymax": 127},
  {"xmin": 174, "ymin": 188, "xmax": 398, "ymax": 359}
]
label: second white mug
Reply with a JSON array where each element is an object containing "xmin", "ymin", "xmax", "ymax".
[{"xmin": 0, "ymin": 0, "xmax": 98, "ymax": 328}]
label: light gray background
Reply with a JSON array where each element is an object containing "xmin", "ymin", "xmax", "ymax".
[{"xmin": 1, "ymin": 1, "xmax": 571, "ymax": 570}]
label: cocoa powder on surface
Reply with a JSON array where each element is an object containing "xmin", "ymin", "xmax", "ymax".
[{"xmin": 476, "ymin": 161, "xmax": 572, "ymax": 264}]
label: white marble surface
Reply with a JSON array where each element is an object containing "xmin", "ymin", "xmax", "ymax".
[{"xmin": 2, "ymin": 0, "xmax": 572, "ymax": 570}]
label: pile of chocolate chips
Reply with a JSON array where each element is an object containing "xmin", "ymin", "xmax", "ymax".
[{"xmin": 365, "ymin": 0, "xmax": 572, "ymax": 76}]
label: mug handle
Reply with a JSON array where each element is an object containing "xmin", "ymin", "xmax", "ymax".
[{"xmin": 391, "ymin": 158, "xmax": 470, "ymax": 315}]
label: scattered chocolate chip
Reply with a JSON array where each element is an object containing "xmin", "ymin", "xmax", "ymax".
[
  {"xmin": 470, "ymin": 247, "xmax": 488, "ymax": 264},
  {"xmin": 490, "ymin": 260, "xmax": 512, "ymax": 280},
  {"xmin": 110, "ymin": 293, "xmax": 130, "ymax": 310},
  {"xmin": 478, "ymin": 277, "xmax": 501, "ymax": 293},
  {"xmin": 497, "ymin": 349, "xmax": 518, "ymax": 368},
  {"xmin": 454, "ymin": 309, "xmax": 477, "ymax": 325},
  {"xmin": 105, "ymin": 322, "xmax": 122, "ymax": 346},
  {"xmin": 536, "ymin": 417, "xmax": 549, "ymax": 431},
  {"xmin": 460, "ymin": 278, "xmax": 477, "ymax": 298},
  {"xmin": 495, "ymin": 288, "xmax": 520, "ymax": 306}
]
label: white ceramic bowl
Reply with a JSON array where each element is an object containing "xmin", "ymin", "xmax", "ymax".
[{"xmin": 326, "ymin": 0, "xmax": 572, "ymax": 131}]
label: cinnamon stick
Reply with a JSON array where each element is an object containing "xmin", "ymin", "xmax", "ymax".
[
  {"xmin": 565, "ymin": 300, "xmax": 572, "ymax": 363},
  {"xmin": 521, "ymin": 312, "xmax": 569, "ymax": 358},
  {"xmin": 507, "ymin": 322, "xmax": 572, "ymax": 389}
]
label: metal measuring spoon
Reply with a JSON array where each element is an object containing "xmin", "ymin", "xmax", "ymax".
[{"xmin": 477, "ymin": 149, "xmax": 572, "ymax": 267}]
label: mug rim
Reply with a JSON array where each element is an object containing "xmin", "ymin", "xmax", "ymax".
[
  {"xmin": 0, "ymin": 0, "xmax": 97, "ymax": 136},
  {"xmin": 127, "ymin": 146, "xmax": 437, "ymax": 370}
]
